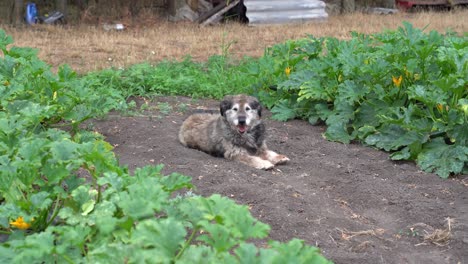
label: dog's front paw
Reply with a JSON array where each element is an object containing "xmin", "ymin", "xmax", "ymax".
[
  {"xmin": 255, "ymin": 159, "xmax": 275, "ymax": 170},
  {"xmin": 272, "ymin": 155, "xmax": 290, "ymax": 165}
]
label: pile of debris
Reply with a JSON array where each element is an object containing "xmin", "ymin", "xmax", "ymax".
[{"xmin": 169, "ymin": 0, "xmax": 328, "ymax": 25}]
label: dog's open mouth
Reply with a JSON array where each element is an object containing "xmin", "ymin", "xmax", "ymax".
[{"xmin": 237, "ymin": 124, "xmax": 247, "ymax": 134}]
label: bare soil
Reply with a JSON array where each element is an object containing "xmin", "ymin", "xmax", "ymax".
[{"xmin": 91, "ymin": 96, "xmax": 468, "ymax": 264}]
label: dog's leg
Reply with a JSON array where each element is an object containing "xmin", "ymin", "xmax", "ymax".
[
  {"xmin": 235, "ymin": 154, "xmax": 275, "ymax": 170},
  {"xmin": 224, "ymin": 148, "xmax": 274, "ymax": 170},
  {"xmin": 258, "ymin": 143, "xmax": 289, "ymax": 165},
  {"xmin": 259, "ymin": 149, "xmax": 289, "ymax": 165}
]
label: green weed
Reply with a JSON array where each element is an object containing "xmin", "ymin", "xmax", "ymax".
[{"xmin": 156, "ymin": 102, "xmax": 173, "ymax": 115}]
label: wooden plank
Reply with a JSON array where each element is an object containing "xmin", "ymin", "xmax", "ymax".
[
  {"xmin": 200, "ymin": 0, "xmax": 240, "ymax": 26},
  {"xmin": 196, "ymin": 1, "xmax": 227, "ymax": 23}
]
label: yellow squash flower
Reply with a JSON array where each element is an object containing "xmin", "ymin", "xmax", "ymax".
[
  {"xmin": 285, "ymin": 66, "xmax": 291, "ymax": 77},
  {"xmin": 392, "ymin": 75, "xmax": 403, "ymax": 87},
  {"xmin": 436, "ymin": 104, "xmax": 444, "ymax": 112},
  {"xmin": 10, "ymin": 217, "xmax": 31, "ymax": 230}
]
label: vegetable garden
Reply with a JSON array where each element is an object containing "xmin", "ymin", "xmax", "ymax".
[{"xmin": 0, "ymin": 22, "xmax": 467, "ymax": 263}]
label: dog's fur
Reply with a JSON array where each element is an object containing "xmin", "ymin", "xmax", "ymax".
[{"xmin": 178, "ymin": 94, "xmax": 289, "ymax": 170}]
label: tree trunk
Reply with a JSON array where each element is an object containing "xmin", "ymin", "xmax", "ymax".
[
  {"xmin": 74, "ymin": 0, "xmax": 87, "ymax": 10},
  {"xmin": 14, "ymin": 0, "xmax": 24, "ymax": 25},
  {"xmin": 383, "ymin": 0, "xmax": 395, "ymax": 8},
  {"xmin": 341, "ymin": 0, "xmax": 355, "ymax": 13},
  {"xmin": 168, "ymin": 0, "xmax": 187, "ymax": 16}
]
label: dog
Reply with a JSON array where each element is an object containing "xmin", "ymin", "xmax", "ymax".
[{"xmin": 178, "ymin": 94, "xmax": 289, "ymax": 170}]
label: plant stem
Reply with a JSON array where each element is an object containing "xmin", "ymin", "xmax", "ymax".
[
  {"xmin": 174, "ymin": 227, "xmax": 198, "ymax": 260},
  {"xmin": 46, "ymin": 194, "xmax": 61, "ymax": 228},
  {"xmin": 59, "ymin": 253, "xmax": 75, "ymax": 264}
]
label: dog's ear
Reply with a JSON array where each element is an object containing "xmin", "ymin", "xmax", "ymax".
[
  {"xmin": 220, "ymin": 98, "xmax": 232, "ymax": 116},
  {"xmin": 250, "ymin": 100, "xmax": 262, "ymax": 117}
]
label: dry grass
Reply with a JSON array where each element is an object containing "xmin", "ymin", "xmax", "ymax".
[
  {"xmin": 2, "ymin": 10, "xmax": 468, "ymax": 73},
  {"xmin": 411, "ymin": 217, "xmax": 454, "ymax": 246},
  {"xmin": 421, "ymin": 218, "xmax": 453, "ymax": 246},
  {"xmin": 337, "ymin": 228, "xmax": 386, "ymax": 241}
]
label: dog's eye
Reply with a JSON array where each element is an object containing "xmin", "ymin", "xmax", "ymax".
[
  {"xmin": 232, "ymin": 107, "xmax": 238, "ymax": 111},
  {"xmin": 245, "ymin": 107, "xmax": 251, "ymax": 111}
]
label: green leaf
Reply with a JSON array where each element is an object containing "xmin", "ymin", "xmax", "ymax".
[
  {"xmin": 88, "ymin": 243, "xmax": 127, "ymax": 263},
  {"xmin": 11, "ymin": 230, "xmax": 55, "ymax": 263},
  {"xmin": 197, "ymin": 223, "xmax": 237, "ymax": 252},
  {"xmin": 50, "ymin": 225, "xmax": 90, "ymax": 258},
  {"xmin": 119, "ymin": 181, "xmax": 169, "ymax": 219},
  {"xmin": 0, "ymin": 29, "xmax": 14, "ymax": 51},
  {"xmin": 7, "ymin": 46, "xmax": 39, "ymax": 59},
  {"xmin": 97, "ymin": 172, "xmax": 126, "ymax": 196},
  {"xmin": 271, "ymin": 100, "xmax": 297, "ymax": 121},
  {"xmin": 449, "ymin": 123, "xmax": 468, "ymax": 146},
  {"xmin": 234, "ymin": 243, "xmax": 260, "ymax": 263},
  {"xmin": 93, "ymin": 201, "xmax": 117, "ymax": 234},
  {"xmin": 458, "ymin": 98, "xmax": 468, "ymax": 116},
  {"xmin": 337, "ymin": 80, "xmax": 369, "ymax": 103},
  {"xmin": 64, "ymin": 104, "xmax": 92, "ymax": 123},
  {"xmin": 41, "ymin": 162, "xmax": 72, "ymax": 185},
  {"xmin": 17, "ymin": 137, "xmax": 48, "ymax": 165},
  {"xmin": 64, "ymin": 174, "xmax": 85, "ymax": 192},
  {"xmin": 81, "ymin": 199, "xmax": 95, "ymax": 216},
  {"xmin": 50, "ymin": 139, "xmax": 80, "ymax": 162},
  {"xmin": 0, "ymin": 245, "xmax": 16, "ymax": 264},
  {"xmin": 268, "ymin": 239, "xmax": 332, "ymax": 264},
  {"xmin": 71, "ymin": 185, "xmax": 96, "ymax": 208},
  {"xmin": 57, "ymin": 64, "xmax": 76, "ymax": 82},
  {"xmin": 324, "ymin": 101, "xmax": 355, "ymax": 143},
  {"xmin": 131, "ymin": 218, "xmax": 186, "ymax": 261},
  {"xmin": 390, "ymin": 146, "xmax": 412, "ymax": 160},
  {"xmin": 0, "ymin": 203, "xmax": 21, "ymax": 228},
  {"xmin": 407, "ymin": 85, "xmax": 448, "ymax": 106},
  {"xmin": 353, "ymin": 99, "xmax": 388, "ymax": 129},
  {"xmin": 365, "ymin": 124, "xmax": 426, "ymax": 152},
  {"xmin": 160, "ymin": 172, "xmax": 193, "ymax": 192},
  {"xmin": 177, "ymin": 245, "xmax": 216, "ymax": 263},
  {"xmin": 417, "ymin": 138, "xmax": 468, "ymax": 178},
  {"xmin": 30, "ymin": 192, "xmax": 53, "ymax": 211},
  {"xmin": 390, "ymin": 140, "xmax": 423, "ymax": 161}
]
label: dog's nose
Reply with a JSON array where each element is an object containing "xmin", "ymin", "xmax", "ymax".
[{"xmin": 238, "ymin": 116, "xmax": 246, "ymax": 125}]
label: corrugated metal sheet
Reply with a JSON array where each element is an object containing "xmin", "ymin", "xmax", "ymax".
[{"xmin": 244, "ymin": 0, "xmax": 328, "ymax": 25}]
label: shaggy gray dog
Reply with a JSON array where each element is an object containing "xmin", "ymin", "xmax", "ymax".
[{"xmin": 179, "ymin": 94, "xmax": 289, "ymax": 170}]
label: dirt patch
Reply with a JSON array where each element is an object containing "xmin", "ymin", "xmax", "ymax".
[{"xmin": 91, "ymin": 96, "xmax": 468, "ymax": 263}]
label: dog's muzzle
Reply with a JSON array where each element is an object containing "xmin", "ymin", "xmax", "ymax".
[{"xmin": 237, "ymin": 116, "xmax": 247, "ymax": 133}]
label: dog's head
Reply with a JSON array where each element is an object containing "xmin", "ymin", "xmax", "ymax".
[{"xmin": 220, "ymin": 94, "xmax": 262, "ymax": 134}]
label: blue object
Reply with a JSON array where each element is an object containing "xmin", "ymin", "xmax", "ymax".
[{"xmin": 25, "ymin": 2, "xmax": 38, "ymax": 25}]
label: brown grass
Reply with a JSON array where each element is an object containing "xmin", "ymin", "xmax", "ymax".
[
  {"xmin": 337, "ymin": 228, "xmax": 386, "ymax": 241},
  {"xmin": 411, "ymin": 217, "xmax": 454, "ymax": 246},
  {"xmin": 2, "ymin": 11, "xmax": 468, "ymax": 73}
]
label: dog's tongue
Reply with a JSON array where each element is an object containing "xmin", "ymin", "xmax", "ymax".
[{"xmin": 238, "ymin": 125, "xmax": 247, "ymax": 133}]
